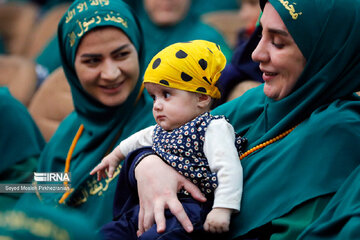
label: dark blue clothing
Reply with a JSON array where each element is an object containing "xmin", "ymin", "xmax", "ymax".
[
  {"xmin": 102, "ymin": 193, "xmax": 213, "ymax": 240},
  {"xmin": 152, "ymin": 112, "xmax": 222, "ymax": 194},
  {"xmin": 216, "ymin": 26, "xmax": 263, "ymax": 106},
  {"xmin": 101, "ymin": 148, "xmax": 230, "ymax": 240}
]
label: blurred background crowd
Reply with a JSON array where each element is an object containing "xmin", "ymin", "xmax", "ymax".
[{"xmin": 0, "ymin": 0, "xmax": 261, "ymax": 142}]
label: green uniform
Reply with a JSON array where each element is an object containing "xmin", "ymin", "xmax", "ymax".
[
  {"xmin": 18, "ymin": 0, "xmax": 154, "ymax": 231},
  {"xmin": 0, "ymin": 87, "xmax": 45, "ymax": 210},
  {"xmin": 212, "ymin": 0, "xmax": 360, "ymax": 238}
]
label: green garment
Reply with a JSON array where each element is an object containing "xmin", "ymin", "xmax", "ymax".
[
  {"xmin": 270, "ymin": 194, "xmax": 332, "ymax": 240},
  {"xmin": 191, "ymin": 0, "xmax": 239, "ymax": 16},
  {"xmin": 1, "ymin": 202, "xmax": 100, "ymax": 240},
  {"xmin": 239, "ymin": 194, "xmax": 332, "ymax": 239},
  {"xmin": 0, "ymin": 36, "xmax": 5, "ymax": 54},
  {"xmin": 212, "ymin": 0, "xmax": 360, "ymax": 238},
  {"xmin": 298, "ymin": 165, "xmax": 360, "ymax": 239},
  {"xmin": 0, "ymin": 87, "xmax": 44, "ymax": 172},
  {"xmin": 22, "ymin": 0, "xmax": 154, "ymax": 230},
  {"xmin": 0, "ymin": 157, "xmax": 37, "ymax": 211},
  {"xmin": 36, "ymin": 35, "xmax": 60, "ymax": 76},
  {"xmin": 0, "ymin": 87, "xmax": 44, "ymax": 211},
  {"xmin": 124, "ymin": 0, "xmax": 240, "ymax": 24}
]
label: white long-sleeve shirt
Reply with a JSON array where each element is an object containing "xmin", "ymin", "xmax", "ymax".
[{"xmin": 118, "ymin": 118, "xmax": 243, "ymax": 212}]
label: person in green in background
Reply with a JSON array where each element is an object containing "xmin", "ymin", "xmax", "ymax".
[
  {"xmin": 16, "ymin": 0, "xmax": 155, "ymax": 231},
  {"xmin": 124, "ymin": 0, "xmax": 233, "ymax": 66},
  {"xmin": 128, "ymin": 0, "xmax": 360, "ymax": 238},
  {"xmin": 0, "ymin": 87, "xmax": 45, "ymax": 210}
]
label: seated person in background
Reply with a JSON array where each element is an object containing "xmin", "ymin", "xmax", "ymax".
[
  {"xmin": 0, "ymin": 1, "xmax": 71, "ymax": 105},
  {"xmin": 215, "ymin": 25, "xmax": 263, "ymax": 106},
  {"xmin": 0, "ymin": 86, "xmax": 45, "ymax": 210},
  {"xmin": 92, "ymin": 40, "xmax": 246, "ymax": 239},
  {"xmin": 208, "ymin": 1, "xmax": 262, "ymax": 106},
  {"xmin": 34, "ymin": 0, "xmax": 234, "ymax": 86},
  {"xmin": 236, "ymin": 0, "xmax": 261, "ymax": 47}
]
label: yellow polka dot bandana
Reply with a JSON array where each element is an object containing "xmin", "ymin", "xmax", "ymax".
[{"xmin": 143, "ymin": 40, "xmax": 226, "ymax": 99}]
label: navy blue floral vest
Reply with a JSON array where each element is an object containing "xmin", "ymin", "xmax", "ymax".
[{"xmin": 152, "ymin": 112, "xmax": 247, "ymax": 195}]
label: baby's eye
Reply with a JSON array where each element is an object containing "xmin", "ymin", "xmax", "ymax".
[
  {"xmin": 150, "ymin": 94, "xmax": 156, "ymax": 101},
  {"xmin": 164, "ymin": 92, "xmax": 171, "ymax": 98}
]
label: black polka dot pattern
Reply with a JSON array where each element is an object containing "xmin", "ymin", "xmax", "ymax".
[
  {"xmin": 175, "ymin": 50, "xmax": 187, "ymax": 58},
  {"xmin": 159, "ymin": 80, "xmax": 169, "ymax": 86},
  {"xmin": 202, "ymin": 77, "xmax": 211, "ymax": 85},
  {"xmin": 152, "ymin": 58, "xmax": 161, "ymax": 69},
  {"xmin": 145, "ymin": 40, "xmax": 225, "ymax": 98},
  {"xmin": 181, "ymin": 72, "xmax": 193, "ymax": 82},
  {"xmin": 198, "ymin": 59, "xmax": 207, "ymax": 70},
  {"xmin": 152, "ymin": 112, "xmax": 224, "ymax": 194},
  {"xmin": 196, "ymin": 87, "xmax": 207, "ymax": 93}
]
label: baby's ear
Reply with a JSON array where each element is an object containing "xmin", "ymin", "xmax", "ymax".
[{"xmin": 197, "ymin": 93, "xmax": 212, "ymax": 109}]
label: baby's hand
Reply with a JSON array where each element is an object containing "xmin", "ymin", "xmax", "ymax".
[
  {"xmin": 203, "ymin": 208, "xmax": 232, "ymax": 233},
  {"xmin": 90, "ymin": 153, "xmax": 122, "ymax": 181}
]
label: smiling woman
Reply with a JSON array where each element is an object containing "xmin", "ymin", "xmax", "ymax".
[
  {"xmin": 74, "ymin": 27, "xmax": 140, "ymax": 107},
  {"xmin": 16, "ymin": 0, "xmax": 155, "ymax": 231},
  {"xmin": 252, "ymin": 4, "xmax": 306, "ymax": 100}
]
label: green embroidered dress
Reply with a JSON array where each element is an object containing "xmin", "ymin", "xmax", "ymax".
[
  {"xmin": 212, "ymin": 0, "xmax": 360, "ymax": 238},
  {"xmin": 19, "ymin": 0, "xmax": 154, "ymax": 230}
]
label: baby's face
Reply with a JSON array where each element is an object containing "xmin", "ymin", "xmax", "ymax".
[{"xmin": 145, "ymin": 83, "xmax": 204, "ymax": 131}]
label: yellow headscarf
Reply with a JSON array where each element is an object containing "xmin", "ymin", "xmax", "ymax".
[{"xmin": 143, "ymin": 40, "xmax": 226, "ymax": 99}]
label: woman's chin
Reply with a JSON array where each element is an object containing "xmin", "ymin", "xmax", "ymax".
[
  {"xmin": 98, "ymin": 94, "xmax": 128, "ymax": 107},
  {"xmin": 263, "ymin": 85, "xmax": 277, "ymax": 100}
]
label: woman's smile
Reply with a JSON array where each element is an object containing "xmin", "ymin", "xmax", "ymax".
[{"xmin": 99, "ymin": 81, "xmax": 125, "ymax": 94}]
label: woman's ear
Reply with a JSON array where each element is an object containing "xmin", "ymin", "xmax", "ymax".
[{"xmin": 197, "ymin": 93, "xmax": 212, "ymax": 109}]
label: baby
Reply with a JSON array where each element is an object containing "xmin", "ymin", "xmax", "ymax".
[{"xmin": 91, "ymin": 40, "xmax": 246, "ymax": 238}]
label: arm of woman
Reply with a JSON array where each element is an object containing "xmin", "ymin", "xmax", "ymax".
[{"xmin": 134, "ymin": 154, "xmax": 207, "ymax": 236}]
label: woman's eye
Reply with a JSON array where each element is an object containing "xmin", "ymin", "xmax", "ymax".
[
  {"xmin": 83, "ymin": 58, "xmax": 100, "ymax": 65},
  {"xmin": 272, "ymin": 41, "xmax": 285, "ymax": 49},
  {"xmin": 115, "ymin": 51, "xmax": 129, "ymax": 59}
]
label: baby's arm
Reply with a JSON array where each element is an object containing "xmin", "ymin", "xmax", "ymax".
[
  {"xmin": 203, "ymin": 118, "xmax": 243, "ymax": 233},
  {"xmin": 90, "ymin": 125, "xmax": 155, "ymax": 180}
]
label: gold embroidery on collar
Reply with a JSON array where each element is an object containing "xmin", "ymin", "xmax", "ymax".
[{"xmin": 278, "ymin": 0, "xmax": 302, "ymax": 20}]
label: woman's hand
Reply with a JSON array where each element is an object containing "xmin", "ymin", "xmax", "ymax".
[{"xmin": 135, "ymin": 154, "xmax": 206, "ymax": 236}]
